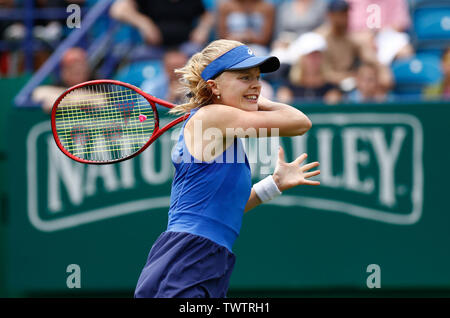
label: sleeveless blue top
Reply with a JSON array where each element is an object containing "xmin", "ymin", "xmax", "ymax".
[{"xmin": 166, "ymin": 108, "xmax": 252, "ymax": 252}]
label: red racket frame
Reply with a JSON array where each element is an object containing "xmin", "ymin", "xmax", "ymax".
[{"xmin": 51, "ymin": 79, "xmax": 190, "ymax": 164}]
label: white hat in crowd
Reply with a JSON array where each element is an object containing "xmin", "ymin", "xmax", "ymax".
[{"xmin": 271, "ymin": 32, "xmax": 327, "ymax": 65}]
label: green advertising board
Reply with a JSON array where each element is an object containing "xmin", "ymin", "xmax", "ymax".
[{"xmin": 4, "ymin": 102, "xmax": 450, "ymax": 297}]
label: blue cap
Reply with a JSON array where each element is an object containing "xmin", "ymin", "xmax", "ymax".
[{"xmin": 201, "ymin": 45, "xmax": 280, "ymax": 81}]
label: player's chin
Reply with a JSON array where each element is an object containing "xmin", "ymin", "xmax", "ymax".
[{"xmin": 241, "ymin": 100, "xmax": 259, "ymax": 112}]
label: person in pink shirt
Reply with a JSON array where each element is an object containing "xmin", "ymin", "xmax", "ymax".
[{"xmin": 346, "ymin": 0, "xmax": 414, "ymax": 65}]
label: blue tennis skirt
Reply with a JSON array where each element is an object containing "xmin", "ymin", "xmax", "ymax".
[{"xmin": 134, "ymin": 231, "xmax": 236, "ymax": 298}]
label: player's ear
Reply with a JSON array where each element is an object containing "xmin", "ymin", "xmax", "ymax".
[{"xmin": 206, "ymin": 79, "xmax": 220, "ymax": 96}]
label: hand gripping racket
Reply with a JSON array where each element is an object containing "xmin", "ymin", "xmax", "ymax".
[{"xmin": 51, "ymin": 79, "xmax": 190, "ymax": 164}]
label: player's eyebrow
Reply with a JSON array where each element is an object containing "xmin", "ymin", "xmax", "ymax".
[{"xmin": 231, "ymin": 68, "xmax": 261, "ymax": 77}]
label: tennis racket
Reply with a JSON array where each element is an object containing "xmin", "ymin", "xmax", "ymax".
[{"xmin": 51, "ymin": 79, "xmax": 189, "ymax": 164}]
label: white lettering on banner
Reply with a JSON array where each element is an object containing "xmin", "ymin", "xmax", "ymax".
[
  {"xmin": 269, "ymin": 113, "xmax": 423, "ymax": 225},
  {"xmin": 342, "ymin": 128, "xmax": 374, "ymax": 194},
  {"xmin": 47, "ymin": 136, "xmax": 84, "ymax": 213},
  {"xmin": 314, "ymin": 126, "xmax": 407, "ymax": 206},
  {"xmin": 119, "ymin": 159, "xmax": 135, "ymax": 189},
  {"xmin": 85, "ymin": 164, "xmax": 120, "ymax": 197},
  {"xmin": 317, "ymin": 128, "xmax": 342, "ymax": 188},
  {"xmin": 370, "ymin": 127, "xmax": 406, "ymax": 207},
  {"xmin": 27, "ymin": 113, "xmax": 423, "ymax": 232}
]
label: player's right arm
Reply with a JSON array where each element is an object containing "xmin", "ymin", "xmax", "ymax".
[{"xmin": 197, "ymin": 96, "xmax": 312, "ymax": 138}]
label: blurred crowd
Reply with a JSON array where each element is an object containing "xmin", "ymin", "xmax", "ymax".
[{"xmin": 1, "ymin": 0, "xmax": 450, "ymax": 110}]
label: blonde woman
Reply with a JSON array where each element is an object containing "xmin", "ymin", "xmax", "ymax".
[{"xmin": 134, "ymin": 39, "xmax": 321, "ymax": 298}]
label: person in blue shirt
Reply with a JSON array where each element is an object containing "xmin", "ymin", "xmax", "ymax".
[
  {"xmin": 134, "ymin": 39, "xmax": 321, "ymax": 298},
  {"xmin": 346, "ymin": 62, "xmax": 393, "ymax": 103}
]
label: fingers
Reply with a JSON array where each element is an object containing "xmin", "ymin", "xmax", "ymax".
[
  {"xmin": 303, "ymin": 180, "xmax": 321, "ymax": 186},
  {"xmin": 294, "ymin": 153, "xmax": 308, "ymax": 165},
  {"xmin": 303, "ymin": 170, "xmax": 321, "ymax": 179},
  {"xmin": 278, "ymin": 146, "xmax": 285, "ymax": 163},
  {"xmin": 301, "ymin": 161, "xmax": 320, "ymax": 172}
]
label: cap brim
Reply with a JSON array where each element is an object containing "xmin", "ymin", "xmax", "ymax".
[{"xmin": 227, "ymin": 56, "xmax": 280, "ymax": 73}]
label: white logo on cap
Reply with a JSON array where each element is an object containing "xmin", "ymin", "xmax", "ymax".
[{"xmin": 248, "ymin": 48, "xmax": 254, "ymax": 56}]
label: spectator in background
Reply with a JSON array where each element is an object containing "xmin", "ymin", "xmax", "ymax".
[
  {"xmin": 0, "ymin": 0, "xmax": 15, "ymax": 39},
  {"xmin": 316, "ymin": 0, "xmax": 393, "ymax": 94},
  {"xmin": 0, "ymin": 0, "xmax": 15, "ymax": 75},
  {"xmin": 141, "ymin": 48, "xmax": 189, "ymax": 104},
  {"xmin": 4, "ymin": 0, "xmax": 86, "ymax": 44},
  {"xmin": 2, "ymin": 0, "xmax": 87, "ymax": 73},
  {"xmin": 217, "ymin": 0, "xmax": 275, "ymax": 56},
  {"xmin": 32, "ymin": 47, "xmax": 92, "ymax": 113},
  {"xmin": 346, "ymin": 62, "xmax": 392, "ymax": 103},
  {"xmin": 163, "ymin": 49, "xmax": 189, "ymax": 104},
  {"xmin": 270, "ymin": 0, "xmax": 327, "ymax": 63},
  {"xmin": 346, "ymin": 0, "xmax": 413, "ymax": 66},
  {"xmin": 424, "ymin": 48, "xmax": 450, "ymax": 100},
  {"xmin": 276, "ymin": 32, "xmax": 341, "ymax": 105},
  {"xmin": 109, "ymin": 0, "xmax": 214, "ymax": 59}
]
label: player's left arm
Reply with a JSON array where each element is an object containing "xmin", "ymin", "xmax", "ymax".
[{"xmin": 244, "ymin": 147, "xmax": 320, "ymax": 213}]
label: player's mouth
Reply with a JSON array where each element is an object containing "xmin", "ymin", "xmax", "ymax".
[{"xmin": 244, "ymin": 94, "xmax": 259, "ymax": 103}]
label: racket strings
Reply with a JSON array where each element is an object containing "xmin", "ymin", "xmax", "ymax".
[{"xmin": 54, "ymin": 83, "xmax": 155, "ymax": 162}]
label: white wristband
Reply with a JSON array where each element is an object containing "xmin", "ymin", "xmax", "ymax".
[{"xmin": 253, "ymin": 175, "xmax": 282, "ymax": 203}]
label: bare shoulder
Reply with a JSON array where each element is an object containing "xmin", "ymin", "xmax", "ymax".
[
  {"xmin": 196, "ymin": 104, "xmax": 240, "ymax": 117},
  {"xmin": 193, "ymin": 104, "xmax": 240, "ymax": 126},
  {"xmin": 193, "ymin": 104, "xmax": 264, "ymax": 133}
]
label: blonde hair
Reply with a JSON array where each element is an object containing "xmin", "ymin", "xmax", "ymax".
[{"xmin": 168, "ymin": 39, "xmax": 243, "ymax": 115}]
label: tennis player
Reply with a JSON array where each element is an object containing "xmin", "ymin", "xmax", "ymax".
[{"xmin": 134, "ymin": 39, "xmax": 320, "ymax": 298}]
